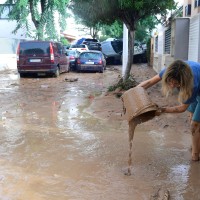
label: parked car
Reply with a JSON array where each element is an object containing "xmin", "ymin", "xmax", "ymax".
[
  {"xmin": 76, "ymin": 50, "xmax": 106, "ymax": 73},
  {"xmin": 69, "ymin": 44, "xmax": 89, "ymax": 53},
  {"xmin": 63, "ymin": 44, "xmax": 70, "ymax": 51},
  {"xmin": 101, "ymin": 39, "xmax": 147, "ymax": 64},
  {"xmin": 17, "ymin": 40, "xmax": 70, "ymax": 77},
  {"xmin": 66, "ymin": 49, "xmax": 80, "ymax": 71},
  {"xmin": 101, "ymin": 39, "xmax": 122, "ymax": 64},
  {"xmin": 81, "ymin": 38, "xmax": 102, "ymax": 51}
]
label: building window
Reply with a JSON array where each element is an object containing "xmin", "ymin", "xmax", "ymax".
[
  {"xmin": 185, "ymin": 4, "xmax": 191, "ymax": 16},
  {"xmin": 155, "ymin": 36, "xmax": 158, "ymax": 52},
  {"xmin": 0, "ymin": 4, "xmax": 13, "ymax": 19},
  {"xmin": 195, "ymin": 0, "xmax": 200, "ymax": 8},
  {"xmin": 164, "ymin": 28, "xmax": 171, "ymax": 54}
]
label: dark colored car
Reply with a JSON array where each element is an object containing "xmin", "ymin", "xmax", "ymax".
[
  {"xmin": 76, "ymin": 50, "xmax": 106, "ymax": 73},
  {"xmin": 17, "ymin": 40, "xmax": 70, "ymax": 77},
  {"xmin": 81, "ymin": 38, "xmax": 102, "ymax": 51},
  {"xmin": 76, "ymin": 38, "xmax": 102, "ymax": 51},
  {"xmin": 66, "ymin": 50, "xmax": 80, "ymax": 71}
]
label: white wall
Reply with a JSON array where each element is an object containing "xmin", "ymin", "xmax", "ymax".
[
  {"xmin": 0, "ymin": 20, "xmax": 29, "ymax": 39},
  {"xmin": 0, "ymin": 19, "xmax": 31, "ymax": 71},
  {"xmin": 0, "ymin": 38, "xmax": 20, "ymax": 70},
  {"xmin": 0, "ymin": 0, "xmax": 34, "ymax": 70}
]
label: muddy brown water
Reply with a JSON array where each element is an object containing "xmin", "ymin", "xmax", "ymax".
[
  {"xmin": 125, "ymin": 111, "xmax": 157, "ymax": 176},
  {"xmin": 0, "ymin": 68, "xmax": 199, "ymax": 200}
]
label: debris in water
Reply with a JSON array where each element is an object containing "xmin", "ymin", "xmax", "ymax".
[
  {"xmin": 65, "ymin": 78, "xmax": 78, "ymax": 82},
  {"xmin": 150, "ymin": 188, "xmax": 170, "ymax": 200}
]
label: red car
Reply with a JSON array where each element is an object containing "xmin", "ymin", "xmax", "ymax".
[{"xmin": 17, "ymin": 40, "xmax": 70, "ymax": 77}]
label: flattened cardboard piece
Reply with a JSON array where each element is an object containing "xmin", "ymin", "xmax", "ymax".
[{"xmin": 121, "ymin": 86, "xmax": 158, "ymax": 121}]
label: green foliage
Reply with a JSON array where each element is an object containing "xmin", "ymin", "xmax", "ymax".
[
  {"xmin": 70, "ymin": 0, "xmax": 176, "ymax": 29},
  {"xmin": 100, "ymin": 16, "xmax": 158, "ymax": 44},
  {"xmin": 60, "ymin": 37, "xmax": 70, "ymax": 45},
  {"xmin": 101, "ymin": 20, "xmax": 123, "ymax": 39},
  {"xmin": 1, "ymin": 0, "xmax": 70, "ymax": 40},
  {"xmin": 135, "ymin": 16, "xmax": 159, "ymax": 42}
]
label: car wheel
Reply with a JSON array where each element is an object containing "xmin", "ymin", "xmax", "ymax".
[
  {"xmin": 54, "ymin": 67, "xmax": 60, "ymax": 77},
  {"xmin": 67, "ymin": 65, "xmax": 70, "ymax": 72},
  {"xmin": 69, "ymin": 63, "xmax": 72, "ymax": 71},
  {"xmin": 19, "ymin": 73, "xmax": 25, "ymax": 78},
  {"xmin": 76, "ymin": 66, "xmax": 81, "ymax": 73}
]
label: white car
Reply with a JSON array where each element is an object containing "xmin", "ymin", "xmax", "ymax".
[{"xmin": 69, "ymin": 44, "xmax": 89, "ymax": 53}]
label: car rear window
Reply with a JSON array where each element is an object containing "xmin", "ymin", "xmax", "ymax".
[
  {"xmin": 19, "ymin": 42, "xmax": 50, "ymax": 55},
  {"xmin": 67, "ymin": 51, "xmax": 76, "ymax": 55},
  {"xmin": 80, "ymin": 52, "xmax": 101, "ymax": 59},
  {"xmin": 71, "ymin": 44, "xmax": 86, "ymax": 48}
]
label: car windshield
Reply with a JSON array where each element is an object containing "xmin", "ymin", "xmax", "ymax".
[
  {"xmin": 20, "ymin": 42, "xmax": 50, "ymax": 55},
  {"xmin": 80, "ymin": 52, "xmax": 101, "ymax": 59}
]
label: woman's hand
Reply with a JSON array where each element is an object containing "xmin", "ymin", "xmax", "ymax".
[
  {"xmin": 155, "ymin": 104, "xmax": 189, "ymax": 116},
  {"xmin": 155, "ymin": 107, "xmax": 166, "ymax": 116}
]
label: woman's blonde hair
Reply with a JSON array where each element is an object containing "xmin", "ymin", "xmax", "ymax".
[{"xmin": 162, "ymin": 60, "xmax": 193, "ymax": 102}]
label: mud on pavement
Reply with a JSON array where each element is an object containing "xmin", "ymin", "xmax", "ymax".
[{"xmin": 0, "ymin": 65, "xmax": 199, "ymax": 200}]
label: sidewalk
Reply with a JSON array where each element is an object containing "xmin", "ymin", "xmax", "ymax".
[{"xmin": 0, "ymin": 54, "xmax": 17, "ymax": 71}]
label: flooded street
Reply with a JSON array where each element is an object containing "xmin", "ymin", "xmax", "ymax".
[{"xmin": 0, "ymin": 67, "xmax": 200, "ymax": 200}]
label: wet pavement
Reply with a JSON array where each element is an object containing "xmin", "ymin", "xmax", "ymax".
[{"xmin": 0, "ymin": 68, "xmax": 199, "ymax": 200}]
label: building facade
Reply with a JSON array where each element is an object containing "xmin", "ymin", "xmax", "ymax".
[
  {"xmin": 0, "ymin": 2, "xmax": 33, "ymax": 70},
  {"xmin": 152, "ymin": 1, "xmax": 200, "ymax": 73}
]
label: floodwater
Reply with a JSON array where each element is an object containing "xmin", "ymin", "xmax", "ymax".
[{"xmin": 0, "ymin": 68, "xmax": 199, "ymax": 200}]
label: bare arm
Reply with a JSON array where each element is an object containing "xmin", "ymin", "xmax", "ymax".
[
  {"xmin": 161, "ymin": 104, "xmax": 189, "ymax": 113},
  {"xmin": 137, "ymin": 74, "xmax": 161, "ymax": 89},
  {"xmin": 138, "ymin": 74, "xmax": 189, "ymax": 114}
]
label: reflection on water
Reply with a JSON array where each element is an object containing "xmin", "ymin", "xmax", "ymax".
[
  {"xmin": 8, "ymin": 73, "xmax": 19, "ymax": 80},
  {"xmin": 168, "ymin": 164, "xmax": 189, "ymax": 192}
]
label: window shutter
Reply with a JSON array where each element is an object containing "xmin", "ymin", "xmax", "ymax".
[{"xmin": 164, "ymin": 28, "xmax": 171, "ymax": 54}]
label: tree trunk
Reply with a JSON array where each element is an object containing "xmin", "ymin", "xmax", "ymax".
[
  {"xmin": 30, "ymin": 0, "xmax": 45, "ymax": 40},
  {"xmin": 37, "ymin": 30, "xmax": 44, "ymax": 40},
  {"xmin": 123, "ymin": 30, "xmax": 135, "ymax": 81},
  {"xmin": 35, "ymin": 23, "xmax": 44, "ymax": 40}
]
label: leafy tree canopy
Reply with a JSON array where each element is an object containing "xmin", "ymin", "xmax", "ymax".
[
  {"xmin": 0, "ymin": 0, "xmax": 70, "ymax": 40},
  {"xmin": 100, "ymin": 20, "xmax": 123, "ymax": 41},
  {"xmin": 70, "ymin": 0, "xmax": 176, "ymax": 30}
]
